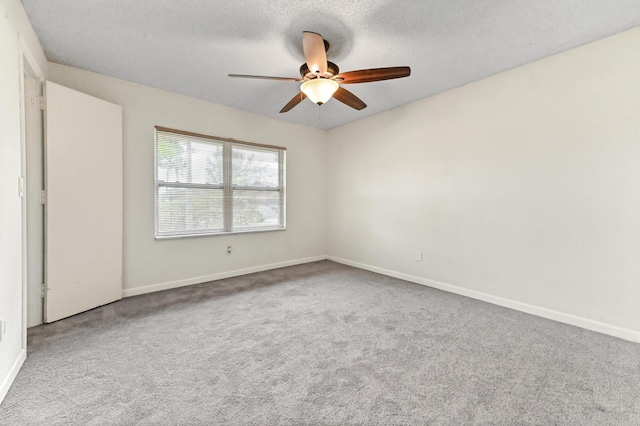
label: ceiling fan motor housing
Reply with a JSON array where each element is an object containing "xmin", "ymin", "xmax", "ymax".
[{"xmin": 300, "ymin": 61, "xmax": 340, "ymax": 79}]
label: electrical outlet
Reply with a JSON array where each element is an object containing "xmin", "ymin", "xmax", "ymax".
[
  {"xmin": 227, "ymin": 245, "xmax": 232, "ymax": 255},
  {"xmin": 415, "ymin": 251, "xmax": 423, "ymax": 262}
]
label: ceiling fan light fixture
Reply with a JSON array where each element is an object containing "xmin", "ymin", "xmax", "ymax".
[{"xmin": 300, "ymin": 78, "xmax": 339, "ymax": 105}]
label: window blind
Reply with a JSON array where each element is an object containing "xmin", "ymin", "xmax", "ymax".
[{"xmin": 155, "ymin": 127, "xmax": 285, "ymax": 237}]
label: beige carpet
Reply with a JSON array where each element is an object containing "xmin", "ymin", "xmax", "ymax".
[{"xmin": 1, "ymin": 261, "xmax": 639, "ymax": 425}]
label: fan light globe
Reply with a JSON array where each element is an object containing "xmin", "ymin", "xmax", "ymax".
[{"xmin": 301, "ymin": 79, "xmax": 339, "ymax": 105}]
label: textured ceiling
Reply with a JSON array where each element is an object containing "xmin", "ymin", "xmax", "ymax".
[{"xmin": 21, "ymin": 0, "xmax": 640, "ymax": 130}]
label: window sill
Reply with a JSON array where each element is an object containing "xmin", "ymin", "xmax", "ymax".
[{"xmin": 154, "ymin": 226, "xmax": 286, "ymax": 240}]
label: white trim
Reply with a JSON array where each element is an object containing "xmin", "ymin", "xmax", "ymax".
[
  {"xmin": 327, "ymin": 256, "xmax": 640, "ymax": 344},
  {"xmin": 0, "ymin": 349, "xmax": 26, "ymax": 403},
  {"xmin": 18, "ymin": 35, "xmax": 29, "ymax": 357},
  {"xmin": 122, "ymin": 255, "xmax": 327, "ymax": 297},
  {"xmin": 18, "ymin": 35, "xmax": 44, "ymax": 83},
  {"xmin": 18, "ymin": 35, "xmax": 45, "ymax": 336}
]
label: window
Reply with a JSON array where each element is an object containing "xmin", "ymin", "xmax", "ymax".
[{"xmin": 155, "ymin": 127, "xmax": 285, "ymax": 238}]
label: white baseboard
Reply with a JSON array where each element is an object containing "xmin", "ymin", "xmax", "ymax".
[
  {"xmin": 327, "ymin": 256, "xmax": 640, "ymax": 344},
  {"xmin": 122, "ymin": 255, "xmax": 327, "ymax": 297},
  {"xmin": 123, "ymin": 253, "xmax": 640, "ymax": 343},
  {"xmin": 0, "ymin": 349, "xmax": 26, "ymax": 404}
]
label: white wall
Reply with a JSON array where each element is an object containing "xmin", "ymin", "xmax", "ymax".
[
  {"xmin": 0, "ymin": 0, "xmax": 47, "ymax": 401},
  {"xmin": 326, "ymin": 28, "xmax": 640, "ymax": 341},
  {"xmin": 48, "ymin": 63, "xmax": 327, "ymax": 296}
]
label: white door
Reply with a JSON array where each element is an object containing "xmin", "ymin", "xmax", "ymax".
[{"xmin": 44, "ymin": 81, "xmax": 123, "ymax": 322}]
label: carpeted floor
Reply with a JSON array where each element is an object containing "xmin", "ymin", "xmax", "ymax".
[{"xmin": 1, "ymin": 260, "xmax": 639, "ymax": 425}]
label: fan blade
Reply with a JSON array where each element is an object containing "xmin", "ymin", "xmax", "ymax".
[
  {"xmin": 302, "ymin": 31, "xmax": 327, "ymax": 76},
  {"xmin": 332, "ymin": 87, "xmax": 367, "ymax": 110},
  {"xmin": 280, "ymin": 92, "xmax": 307, "ymax": 113},
  {"xmin": 335, "ymin": 67, "xmax": 411, "ymax": 84},
  {"xmin": 229, "ymin": 74, "xmax": 302, "ymax": 82}
]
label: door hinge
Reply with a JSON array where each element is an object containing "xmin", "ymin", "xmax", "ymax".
[
  {"xmin": 39, "ymin": 95, "xmax": 45, "ymax": 110},
  {"xmin": 40, "ymin": 283, "xmax": 45, "ymax": 298},
  {"xmin": 41, "ymin": 190, "xmax": 46, "ymax": 205},
  {"xmin": 18, "ymin": 176, "xmax": 25, "ymax": 197}
]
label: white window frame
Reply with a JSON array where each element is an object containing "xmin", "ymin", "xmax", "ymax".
[{"xmin": 154, "ymin": 126, "xmax": 286, "ymax": 239}]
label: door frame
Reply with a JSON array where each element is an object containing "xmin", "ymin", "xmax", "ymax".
[{"xmin": 19, "ymin": 35, "xmax": 45, "ymax": 348}]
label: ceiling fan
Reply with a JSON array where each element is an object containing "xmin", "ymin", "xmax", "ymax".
[{"xmin": 229, "ymin": 31, "xmax": 411, "ymax": 113}]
